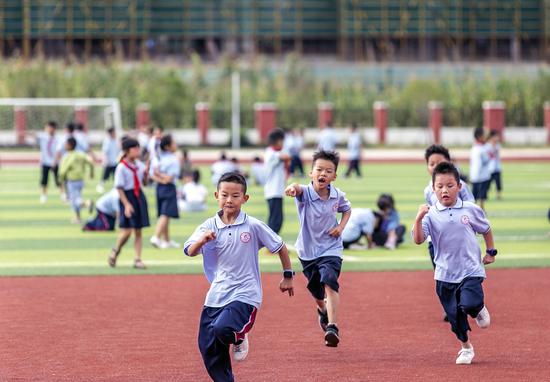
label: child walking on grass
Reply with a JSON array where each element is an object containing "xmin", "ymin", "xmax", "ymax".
[{"xmin": 108, "ymin": 138, "xmax": 150, "ymax": 270}]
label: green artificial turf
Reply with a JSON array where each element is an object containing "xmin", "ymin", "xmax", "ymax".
[{"xmin": 0, "ymin": 162, "xmax": 549, "ymax": 277}]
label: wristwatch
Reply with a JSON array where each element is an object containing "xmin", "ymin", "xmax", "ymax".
[
  {"xmin": 486, "ymin": 248, "xmax": 498, "ymax": 257},
  {"xmin": 283, "ymin": 270, "xmax": 295, "ymax": 279}
]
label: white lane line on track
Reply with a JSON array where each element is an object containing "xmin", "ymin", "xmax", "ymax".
[{"xmin": 1, "ymin": 253, "xmax": 549, "ymax": 268}]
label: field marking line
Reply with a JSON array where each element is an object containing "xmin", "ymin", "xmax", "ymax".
[{"xmin": 1, "ymin": 253, "xmax": 549, "ymax": 268}]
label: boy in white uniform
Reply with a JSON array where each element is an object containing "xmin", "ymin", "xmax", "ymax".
[
  {"xmin": 184, "ymin": 172, "xmax": 294, "ymax": 381},
  {"xmin": 97, "ymin": 127, "xmax": 120, "ymax": 193},
  {"xmin": 36, "ymin": 121, "xmax": 60, "ymax": 203},
  {"xmin": 178, "ymin": 169, "xmax": 208, "ymax": 212},
  {"xmin": 413, "ymin": 162, "xmax": 497, "ymax": 365},
  {"xmin": 264, "ymin": 129, "xmax": 290, "ymax": 234},
  {"xmin": 470, "ymin": 127, "xmax": 491, "ymax": 210},
  {"xmin": 317, "ymin": 121, "xmax": 338, "ymax": 151},
  {"xmin": 285, "ymin": 150, "xmax": 351, "ymax": 347}
]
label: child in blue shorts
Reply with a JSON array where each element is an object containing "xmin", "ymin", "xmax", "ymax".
[
  {"xmin": 108, "ymin": 138, "xmax": 150, "ymax": 270},
  {"xmin": 285, "ymin": 150, "xmax": 351, "ymax": 347},
  {"xmin": 413, "ymin": 162, "xmax": 497, "ymax": 365},
  {"xmin": 185, "ymin": 172, "xmax": 294, "ymax": 382},
  {"xmin": 150, "ymin": 134, "xmax": 181, "ymax": 249}
]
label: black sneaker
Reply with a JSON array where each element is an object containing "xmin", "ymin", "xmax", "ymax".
[
  {"xmin": 324, "ymin": 324, "xmax": 340, "ymax": 347},
  {"xmin": 317, "ymin": 308, "xmax": 329, "ymax": 332}
]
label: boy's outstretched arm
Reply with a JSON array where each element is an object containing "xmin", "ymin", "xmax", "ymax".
[
  {"xmin": 186, "ymin": 231, "xmax": 216, "ymax": 257},
  {"xmin": 413, "ymin": 204, "xmax": 430, "ymax": 244},
  {"xmin": 328, "ymin": 209, "xmax": 351, "ymax": 237},
  {"xmin": 285, "ymin": 183, "xmax": 303, "ymax": 197},
  {"xmin": 482, "ymin": 229, "xmax": 496, "ymax": 265},
  {"xmin": 277, "ymin": 244, "xmax": 294, "ymax": 297}
]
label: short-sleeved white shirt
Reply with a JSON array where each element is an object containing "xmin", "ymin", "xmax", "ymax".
[{"xmin": 184, "ymin": 211, "xmax": 284, "ymax": 309}]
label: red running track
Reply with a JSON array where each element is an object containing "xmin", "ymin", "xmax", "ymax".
[{"xmin": 1, "ymin": 269, "xmax": 549, "ymax": 381}]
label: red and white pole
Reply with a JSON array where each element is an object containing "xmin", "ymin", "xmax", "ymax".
[
  {"xmin": 195, "ymin": 102, "xmax": 210, "ymax": 145},
  {"xmin": 136, "ymin": 103, "xmax": 151, "ymax": 130},
  {"xmin": 373, "ymin": 101, "xmax": 388, "ymax": 145},
  {"xmin": 75, "ymin": 106, "xmax": 89, "ymax": 132},
  {"xmin": 14, "ymin": 106, "xmax": 27, "ymax": 145},
  {"xmin": 254, "ymin": 102, "xmax": 277, "ymax": 143},
  {"xmin": 483, "ymin": 101, "xmax": 506, "ymax": 141},
  {"xmin": 428, "ymin": 101, "xmax": 443, "ymax": 144},
  {"xmin": 318, "ymin": 101, "xmax": 333, "ymax": 128}
]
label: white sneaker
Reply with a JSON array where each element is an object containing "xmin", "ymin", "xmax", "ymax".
[
  {"xmin": 232, "ymin": 334, "xmax": 249, "ymax": 362},
  {"xmin": 150, "ymin": 236, "xmax": 161, "ymax": 248},
  {"xmin": 40, "ymin": 195, "xmax": 47, "ymax": 204},
  {"xmin": 159, "ymin": 240, "xmax": 170, "ymax": 250},
  {"xmin": 475, "ymin": 306, "xmax": 491, "ymax": 329},
  {"xmin": 96, "ymin": 184, "xmax": 105, "ymax": 193},
  {"xmin": 456, "ymin": 347, "xmax": 475, "ymax": 365},
  {"xmin": 166, "ymin": 240, "xmax": 181, "ymax": 249}
]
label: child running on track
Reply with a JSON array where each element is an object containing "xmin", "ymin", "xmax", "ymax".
[
  {"xmin": 184, "ymin": 172, "xmax": 294, "ymax": 382},
  {"xmin": 285, "ymin": 150, "xmax": 351, "ymax": 347},
  {"xmin": 413, "ymin": 162, "xmax": 497, "ymax": 365}
]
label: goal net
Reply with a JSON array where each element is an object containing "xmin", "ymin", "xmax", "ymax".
[{"xmin": 0, "ymin": 98, "xmax": 123, "ymax": 146}]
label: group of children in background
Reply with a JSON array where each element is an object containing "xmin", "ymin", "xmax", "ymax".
[{"xmin": 35, "ymin": 120, "xmax": 501, "ymax": 379}]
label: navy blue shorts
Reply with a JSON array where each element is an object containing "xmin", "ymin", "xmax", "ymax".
[
  {"xmin": 300, "ymin": 256, "xmax": 343, "ymax": 300},
  {"xmin": 198, "ymin": 301, "xmax": 257, "ymax": 382},
  {"xmin": 436, "ymin": 277, "xmax": 485, "ymax": 343},
  {"xmin": 156, "ymin": 183, "xmax": 179, "ymax": 218},
  {"xmin": 118, "ymin": 190, "xmax": 150, "ymax": 229},
  {"xmin": 472, "ymin": 180, "xmax": 490, "ymax": 200},
  {"xmin": 83, "ymin": 210, "xmax": 116, "ymax": 231}
]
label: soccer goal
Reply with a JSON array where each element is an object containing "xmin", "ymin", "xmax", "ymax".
[{"xmin": 0, "ymin": 98, "xmax": 123, "ymax": 145}]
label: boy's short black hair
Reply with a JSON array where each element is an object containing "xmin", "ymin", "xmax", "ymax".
[
  {"xmin": 46, "ymin": 121, "xmax": 57, "ymax": 129},
  {"xmin": 220, "ymin": 152, "xmax": 227, "ymax": 160},
  {"xmin": 66, "ymin": 137, "xmax": 77, "ymax": 150},
  {"xmin": 377, "ymin": 193, "xmax": 395, "ymax": 211},
  {"xmin": 160, "ymin": 134, "xmax": 173, "ymax": 151},
  {"xmin": 267, "ymin": 128, "xmax": 285, "ymax": 146},
  {"xmin": 107, "ymin": 127, "xmax": 115, "ymax": 134},
  {"xmin": 66, "ymin": 122, "xmax": 76, "ymax": 133},
  {"xmin": 253, "ymin": 156, "xmax": 261, "ymax": 162},
  {"xmin": 192, "ymin": 169, "xmax": 201, "ymax": 183},
  {"xmin": 312, "ymin": 150, "xmax": 340, "ymax": 170},
  {"xmin": 432, "ymin": 161, "xmax": 460, "ymax": 185},
  {"xmin": 217, "ymin": 171, "xmax": 247, "ymax": 194},
  {"xmin": 489, "ymin": 129, "xmax": 499, "ymax": 138},
  {"xmin": 122, "ymin": 137, "xmax": 139, "ymax": 151},
  {"xmin": 474, "ymin": 127, "xmax": 485, "ymax": 140},
  {"xmin": 424, "ymin": 144, "xmax": 451, "ymax": 162},
  {"xmin": 75, "ymin": 122, "xmax": 85, "ymax": 131}
]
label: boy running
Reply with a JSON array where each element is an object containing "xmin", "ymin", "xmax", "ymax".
[
  {"xmin": 285, "ymin": 150, "xmax": 351, "ymax": 347},
  {"xmin": 413, "ymin": 162, "xmax": 497, "ymax": 365},
  {"xmin": 184, "ymin": 172, "xmax": 294, "ymax": 381}
]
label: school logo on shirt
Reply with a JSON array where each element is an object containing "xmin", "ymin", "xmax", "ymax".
[
  {"xmin": 240, "ymin": 232, "xmax": 251, "ymax": 243},
  {"xmin": 332, "ymin": 203, "xmax": 339, "ymax": 212},
  {"xmin": 461, "ymin": 215, "xmax": 470, "ymax": 225}
]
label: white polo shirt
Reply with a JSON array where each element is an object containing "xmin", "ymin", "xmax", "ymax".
[
  {"xmin": 184, "ymin": 210, "xmax": 284, "ymax": 309},
  {"xmin": 470, "ymin": 142, "xmax": 491, "ymax": 183},
  {"xmin": 415, "ymin": 199, "xmax": 491, "ymax": 283},
  {"xmin": 263, "ymin": 147, "xmax": 286, "ymax": 199}
]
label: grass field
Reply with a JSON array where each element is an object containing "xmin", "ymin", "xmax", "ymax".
[{"xmin": 0, "ymin": 162, "xmax": 549, "ymax": 276}]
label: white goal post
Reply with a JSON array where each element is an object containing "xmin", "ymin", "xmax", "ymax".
[{"xmin": 0, "ymin": 98, "xmax": 123, "ymax": 145}]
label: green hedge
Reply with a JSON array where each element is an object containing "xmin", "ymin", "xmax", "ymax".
[{"xmin": 0, "ymin": 55, "xmax": 548, "ymax": 129}]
